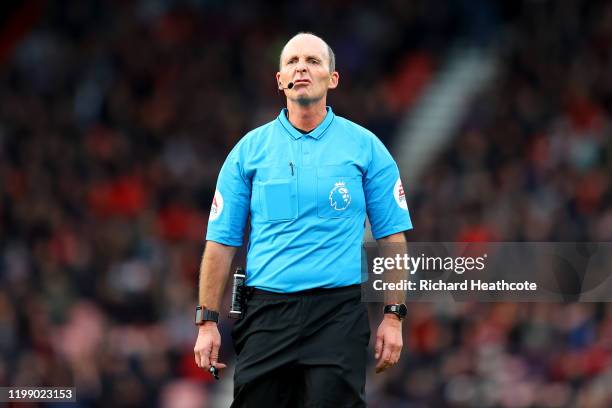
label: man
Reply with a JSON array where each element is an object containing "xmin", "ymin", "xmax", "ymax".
[{"xmin": 194, "ymin": 33, "xmax": 413, "ymax": 407}]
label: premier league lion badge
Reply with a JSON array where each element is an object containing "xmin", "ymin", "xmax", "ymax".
[{"xmin": 329, "ymin": 181, "xmax": 351, "ymax": 211}]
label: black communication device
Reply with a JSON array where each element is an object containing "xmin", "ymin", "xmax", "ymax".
[{"xmin": 229, "ymin": 267, "xmax": 247, "ymax": 319}]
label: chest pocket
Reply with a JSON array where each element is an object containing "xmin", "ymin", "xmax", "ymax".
[
  {"xmin": 254, "ymin": 166, "xmax": 298, "ymax": 222},
  {"xmin": 317, "ymin": 165, "xmax": 365, "ymax": 219}
]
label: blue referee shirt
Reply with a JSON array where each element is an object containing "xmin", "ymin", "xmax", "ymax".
[{"xmin": 206, "ymin": 107, "xmax": 413, "ymax": 293}]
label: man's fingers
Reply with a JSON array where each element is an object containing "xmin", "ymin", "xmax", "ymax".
[
  {"xmin": 375, "ymin": 359, "xmax": 390, "ymax": 373},
  {"xmin": 376, "ymin": 339, "xmax": 403, "ymax": 373},
  {"xmin": 194, "ymin": 326, "xmax": 224, "ymax": 371},
  {"xmin": 204, "ymin": 351, "xmax": 212, "ymax": 369},
  {"xmin": 198, "ymin": 342, "xmax": 211, "ymax": 369},
  {"xmin": 194, "ymin": 351, "xmax": 227, "ymax": 370},
  {"xmin": 193, "ymin": 347, "xmax": 205, "ymax": 368},
  {"xmin": 394, "ymin": 351, "xmax": 401, "ymax": 365},
  {"xmin": 374, "ymin": 334, "xmax": 383, "ymax": 359},
  {"xmin": 374, "ymin": 318, "xmax": 404, "ymax": 373},
  {"xmin": 210, "ymin": 341, "xmax": 221, "ymax": 366},
  {"xmin": 376, "ymin": 344, "xmax": 392, "ymax": 372},
  {"xmin": 391, "ymin": 340, "xmax": 402, "ymax": 363},
  {"xmin": 396, "ymin": 341, "xmax": 403, "ymax": 362},
  {"xmin": 381, "ymin": 343, "xmax": 392, "ymax": 365}
]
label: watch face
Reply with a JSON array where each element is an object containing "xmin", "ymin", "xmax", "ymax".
[
  {"xmin": 384, "ymin": 304, "xmax": 407, "ymax": 319},
  {"xmin": 398, "ymin": 303, "xmax": 408, "ymax": 317},
  {"xmin": 195, "ymin": 307, "xmax": 203, "ymax": 324}
]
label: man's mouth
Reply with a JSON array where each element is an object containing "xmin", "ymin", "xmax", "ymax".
[{"xmin": 293, "ymin": 79, "xmax": 310, "ymax": 86}]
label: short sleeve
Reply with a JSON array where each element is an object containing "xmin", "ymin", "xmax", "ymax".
[
  {"xmin": 363, "ymin": 137, "xmax": 413, "ymax": 239},
  {"xmin": 205, "ymin": 145, "xmax": 251, "ymax": 246}
]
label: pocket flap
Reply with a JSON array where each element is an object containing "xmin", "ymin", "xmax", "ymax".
[
  {"xmin": 255, "ymin": 165, "xmax": 294, "ymax": 181},
  {"xmin": 317, "ymin": 165, "xmax": 361, "ymax": 178}
]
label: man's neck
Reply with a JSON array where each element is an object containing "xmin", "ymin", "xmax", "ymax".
[{"xmin": 286, "ymin": 99, "xmax": 327, "ymax": 132}]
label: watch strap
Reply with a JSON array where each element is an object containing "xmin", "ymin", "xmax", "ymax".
[{"xmin": 195, "ymin": 306, "xmax": 219, "ymax": 325}]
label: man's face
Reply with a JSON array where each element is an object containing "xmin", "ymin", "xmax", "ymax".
[{"xmin": 277, "ymin": 35, "xmax": 339, "ymax": 106}]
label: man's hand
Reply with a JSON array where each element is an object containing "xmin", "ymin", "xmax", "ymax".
[
  {"xmin": 194, "ymin": 322, "xmax": 227, "ymax": 372},
  {"xmin": 374, "ymin": 314, "xmax": 403, "ymax": 373}
]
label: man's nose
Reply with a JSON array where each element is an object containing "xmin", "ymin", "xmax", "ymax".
[{"xmin": 295, "ymin": 61, "xmax": 307, "ymax": 73}]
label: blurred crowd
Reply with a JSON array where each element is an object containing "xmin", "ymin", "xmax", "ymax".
[
  {"xmin": 401, "ymin": 1, "xmax": 612, "ymax": 407},
  {"xmin": 0, "ymin": 0, "xmax": 610, "ymax": 407},
  {"xmin": 410, "ymin": 0, "xmax": 612, "ymax": 243}
]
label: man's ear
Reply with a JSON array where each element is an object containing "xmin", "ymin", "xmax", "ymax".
[
  {"xmin": 276, "ymin": 72, "xmax": 283, "ymax": 90},
  {"xmin": 328, "ymin": 71, "xmax": 339, "ymax": 89}
]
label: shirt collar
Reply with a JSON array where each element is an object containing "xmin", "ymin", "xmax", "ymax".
[{"xmin": 277, "ymin": 106, "xmax": 335, "ymax": 140}]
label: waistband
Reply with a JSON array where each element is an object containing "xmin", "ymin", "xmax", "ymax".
[{"xmin": 248, "ymin": 284, "xmax": 361, "ymax": 300}]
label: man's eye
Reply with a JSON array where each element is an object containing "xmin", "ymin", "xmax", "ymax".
[{"xmin": 309, "ymin": 59, "xmax": 319, "ymax": 64}]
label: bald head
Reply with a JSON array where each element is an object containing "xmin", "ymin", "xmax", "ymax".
[{"xmin": 279, "ymin": 33, "xmax": 336, "ymax": 73}]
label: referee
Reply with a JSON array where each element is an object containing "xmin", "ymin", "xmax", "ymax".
[{"xmin": 194, "ymin": 32, "xmax": 413, "ymax": 407}]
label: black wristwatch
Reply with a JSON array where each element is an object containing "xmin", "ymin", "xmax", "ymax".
[
  {"xmin": 195, "ymin": 306, "xmax": 219, "ymax": 325},
  {"xmin": 384, "ymin": 303, "xmax": 407, "ymax": 320}
]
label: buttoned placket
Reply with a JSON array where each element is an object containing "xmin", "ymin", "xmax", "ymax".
[{"xmin": 301, "ymin": 136, "xmax": 312, "ymax": 166}]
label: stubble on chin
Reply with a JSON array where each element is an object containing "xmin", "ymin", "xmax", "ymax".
[{"xmin": 294, "ymin": 94, "xmax": 323, "ymax": 106}]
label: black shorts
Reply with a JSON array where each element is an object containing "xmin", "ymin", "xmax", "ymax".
[{"xmin": 230, "ymin": 284, "xmax": 370, "ymax": 408}]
